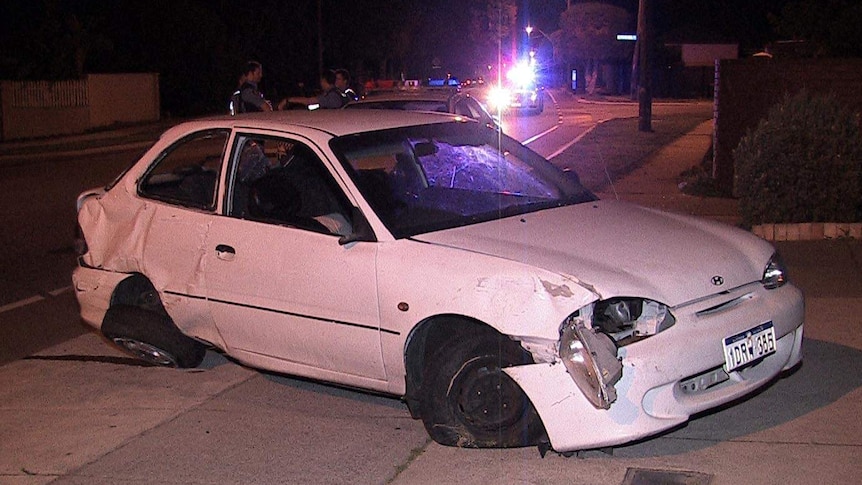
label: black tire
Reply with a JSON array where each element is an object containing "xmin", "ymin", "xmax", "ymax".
[
  {"xmin": 101, "ymin": 305, "xmax": 206, "ymax": 368},
  {"xmin": 420, "ymin": 332, "xmax": 546, "ymax": 448}
]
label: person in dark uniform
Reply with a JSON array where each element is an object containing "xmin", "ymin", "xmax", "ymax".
[
  {"xmin": 278, "ymin": 70, "xmax": 345, "ymax": 110},
  {"xmin": 230, "ymin": 61, "xmax": 273, "ymax": 115},
  {"xmin": 335, "ymin": 68, "xmax": 358, "ymax": 103}
]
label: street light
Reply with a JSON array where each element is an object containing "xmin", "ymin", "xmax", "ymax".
[{"xmin": 525, "ymin": 25, "xmax": 551, "ymax": 42}]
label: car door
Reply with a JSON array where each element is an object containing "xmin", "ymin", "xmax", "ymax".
[
  {"xmin": 203, "ymin": 131, "xmax": 385, "ymax": 381},
  {"xmin": 135, "ymin": 128, "xmax": 228, "ymax": 344}
]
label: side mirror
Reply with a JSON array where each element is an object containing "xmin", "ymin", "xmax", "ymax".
[{"xmin": 338, "ymin": 207, "xmax": 377, "ymax": 246}]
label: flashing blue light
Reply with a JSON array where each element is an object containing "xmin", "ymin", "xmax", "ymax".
[{"xmin": 428, "ymin": 78, "xmax": 461, "ymax": 87}]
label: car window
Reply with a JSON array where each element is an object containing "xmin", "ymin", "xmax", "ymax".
[
  {"xmin": 453, "ymin": 98, "xmax": 480, "ymax": 119},
  {"xmin": 331, "ymin": 121, "xmax": 595, "ymax": 238},
  {"xmin": 138, "ymin": 129, "xmax": 228, "ymax": 210},
  {"xmin": 227, "ymin": 134, "xmax": 353, "ymax": 236},
  {"xmin": 453, "ymin": 97, "xmax": 494, "ymax": 127}
]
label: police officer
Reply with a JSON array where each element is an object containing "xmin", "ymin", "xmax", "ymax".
[
  {"xmin": 230, "ymin": 61, "xmax": 273, "ymax": 115},
  {"xmin": 279, "ymin": 70, "xmax": 345, "ymax": 110},
  {"xmin": 335, "ymin": 69, "xmax": 358, "ymax": 103}
]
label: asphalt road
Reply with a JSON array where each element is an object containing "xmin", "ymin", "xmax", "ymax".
[{"xmin": 0, "ymin": 146, "xmax": 149, "ymax": 364}]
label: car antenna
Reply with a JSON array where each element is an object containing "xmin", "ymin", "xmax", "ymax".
[{"xmin": 598, "ymin": 147, "xmax": 619, "ymax": 200}]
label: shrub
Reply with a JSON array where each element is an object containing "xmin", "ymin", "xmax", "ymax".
[{"xmin": 734, "ymin": 90, "xmax": 862, "ymax": 226}]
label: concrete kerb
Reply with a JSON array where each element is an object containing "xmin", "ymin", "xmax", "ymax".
[
  {"xmin": 0, "ymin": 140, "xmax": 156, "ymax": 166},
  {"xmin": 0, "ymin": 120, "xmax": 177, "ymax": 167},
  {"xmin": 752, "ymin": 222, "xmax": 862, "ymax": 241}
]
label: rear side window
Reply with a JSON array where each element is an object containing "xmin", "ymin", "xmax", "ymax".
[{"xmin": 139, "ymin": 130, "xmax": 228, "ymax": 210}]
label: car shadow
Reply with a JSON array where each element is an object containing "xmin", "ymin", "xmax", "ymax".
[
  {"xmin": 260, "ymin": 368, "xmax": 409, "ymax": 411},
  {"xmin": 611, "ymin": 337, "xmax": 862, "ymax": 458}
]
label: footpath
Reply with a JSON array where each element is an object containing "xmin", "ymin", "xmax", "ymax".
[
  {"xmin": 0, "ymin": 120, "xmax": 177, "ymax": 166},
  {"xmin": 1, "ymin": 109, "xmax": 861, "ymax": 485}
]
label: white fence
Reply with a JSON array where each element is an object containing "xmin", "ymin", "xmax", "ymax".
[
  {"xmin": 9, "ymin": 80, "xmax": 89, "ymax": 108},
  {"xmin": 0, "ymin": 73, "xmax": 160, "ymax": 141}
]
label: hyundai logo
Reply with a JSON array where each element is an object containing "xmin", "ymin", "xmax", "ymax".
[{"xmin": 711, "ymin": 275, "xmax": 725, "ymax": 286}]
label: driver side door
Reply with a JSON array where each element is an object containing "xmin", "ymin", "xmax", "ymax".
[{"xmin": 203, "ymin": 131, "xmax": 385, "ymax": 383}]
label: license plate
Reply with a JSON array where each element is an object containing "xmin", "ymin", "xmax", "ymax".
[{"xmin": 723, "ymin": 322, "xmax": 776, "ymax": 372}]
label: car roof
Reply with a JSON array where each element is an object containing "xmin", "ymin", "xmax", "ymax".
[
  {"xmin": 354, "ymin": 88, "xmax": 460, "ymax": 103},
  {"xmin": 187, "ymin": 109, "xmax": 468, "ymax": 137}
]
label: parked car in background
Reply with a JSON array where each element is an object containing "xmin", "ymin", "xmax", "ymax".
[
  {"xmin": 73, "ymin": 110, "xmax": 804, "ymax": 454},
  {"xmin": 346, "ymin": 87, "xmax": 499, "ymax": 130}
]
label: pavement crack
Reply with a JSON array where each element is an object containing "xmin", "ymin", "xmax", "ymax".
[{"xmin": 387, "ymin": 437, "xmax": 432, "ymax": 484}]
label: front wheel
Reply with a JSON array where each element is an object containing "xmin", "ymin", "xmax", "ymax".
[
  {"xmin": 101, "ymin": 305, "xmax": 206, "ymax": 368},
  {"xmin": 420, "ymin": 333, "xmax": 546, "ymax": 448}
]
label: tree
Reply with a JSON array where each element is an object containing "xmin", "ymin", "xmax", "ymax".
[
  {"xmin": 467, "ymin": 0, "xmax": 518, "ymax": 78},
  {"xmin": 556, "ymin": 2, "xmax": 634, "ymax": 94},
  {"xmin": 0, "ymin": 0, "xmax": 112, "ymax": 80}
]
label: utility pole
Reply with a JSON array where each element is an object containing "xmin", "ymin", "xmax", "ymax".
[
  {"xmin": 636, "ymin": 0, "xmax": 652, "ymax": 132},
  {"xmin": 317, "ymin": 0, "xmax": 324, "ymax": 76}
]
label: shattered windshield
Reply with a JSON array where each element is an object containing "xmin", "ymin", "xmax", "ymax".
[{"xmin": 331, "ymin": 121, "xmax": 595, "ymax": 238}]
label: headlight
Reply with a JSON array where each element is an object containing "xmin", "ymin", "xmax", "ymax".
[
  {"xmin": 559, "ymin": 310, "xmax": 623, "ymax": 409},
  {"xmin": 487, "ymin": 86, "xmax": 511, "ymax": 110},
  {"xmin": 762, "ymin": 253, "xmax": 787, "ymax": 289}
]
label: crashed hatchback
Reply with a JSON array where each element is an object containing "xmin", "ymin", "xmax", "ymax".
[{"xmin": 73, "ymin": 110, "xmax": 804, "ymax": 453}]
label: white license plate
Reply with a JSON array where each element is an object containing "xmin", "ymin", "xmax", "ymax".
[{"xmin": 723, "ymin": 322, "xmax": 776, "ymax": 372}]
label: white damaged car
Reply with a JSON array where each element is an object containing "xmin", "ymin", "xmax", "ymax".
[{"xmin": 73, "ymin": 110, "xmax": 804, "ymax": 453}]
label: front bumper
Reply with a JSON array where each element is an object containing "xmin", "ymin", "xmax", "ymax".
[{"xmin": 505, "ymin": 281, "xmax": 804, "ymax": 452}]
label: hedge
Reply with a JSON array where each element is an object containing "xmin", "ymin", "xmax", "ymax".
[{"xmin": 734, "ymin": 90, "xmax": 862, "ymax": 226}]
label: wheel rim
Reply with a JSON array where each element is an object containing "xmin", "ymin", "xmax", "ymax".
[
  {"xmin": 112, "ymin": 337, "xmax": 178, "ymax": 367},
  {"xmin": 448, "ymin": 355, "xmax": 526, "ymax": 433}
]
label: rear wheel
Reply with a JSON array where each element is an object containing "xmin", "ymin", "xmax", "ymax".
[
  {"xmin": 420, "ymin": 332, "xmax": 546, "ymax": 448},
  {"xmin": 101, "ymin": 305, "xmax": 206, "ymax": 368}
]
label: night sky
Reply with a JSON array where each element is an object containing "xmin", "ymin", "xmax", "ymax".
[{"xmin": 0, "ymin": 0, "xmax": 801, "ymax": 114}]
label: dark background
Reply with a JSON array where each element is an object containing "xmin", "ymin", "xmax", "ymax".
[{"xmin": 1, "ymin": 0, "xmax": 857, "ymax": 116}]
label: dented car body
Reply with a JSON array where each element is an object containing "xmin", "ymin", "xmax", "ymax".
[{"xmin": 73, "ymin": 110, "xmax": 804, "ymax": 453}]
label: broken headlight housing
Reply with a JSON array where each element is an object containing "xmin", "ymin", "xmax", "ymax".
[
  {"xmin": 559, "ymin": 298, "xmax": 676, "ymax": 409},
  {"xmin": 761, "ymin": 253, "xmax": 787, "ymax": 289},
  {"xmin": 559, "ymin": 308, "xmax": 623, "ymax": 409},
  {"xmin": 593, "ymin": 297, "xmax": 676, "ymax": 346}
]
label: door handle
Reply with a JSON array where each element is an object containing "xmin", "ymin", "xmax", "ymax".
[{"xmin": 215, "ymin": 244, "xmax": 236, "ymax": 261}]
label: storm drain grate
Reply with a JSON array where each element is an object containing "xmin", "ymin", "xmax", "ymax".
[{"xmin": 621, "ymin": 468, "xmax": 713, "ymax": 485}]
